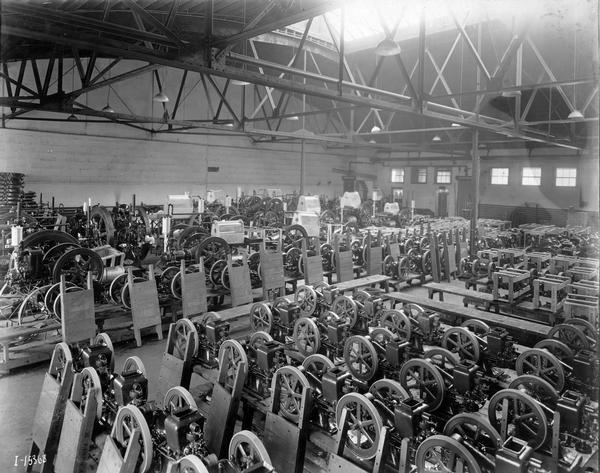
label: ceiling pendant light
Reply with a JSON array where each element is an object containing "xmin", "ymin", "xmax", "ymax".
[
  {"xmin": 375, "ymin": 37, "xmax": 402, "ymax": 56},
  {"xmin": 371, "ymin": 125, "xmax": 382, "ymax": 133},
  {"xmin": 67, "ymin": 113, "xmax": 78, "ymax": 121},
  {"xmin": 568, "ymin": 110, "xmax": 584, "ymax": 120},
  {"xmin": 432, "ymin": 134, "xmax": 442, "ymax": 142},
  {"xmin": 102, "ymin": 104, "xmax": 115, "ymax": 113},
  {"xmin": 285, "ymin": 115, "xmax": 300, "ymax": 121},
  {"xmin": 231, "ymin": 79, "xmax": 251, "ymax": 86},
  {"xmin": 153, "ymin": 90, "xmax": 169, "ymax": 103}
]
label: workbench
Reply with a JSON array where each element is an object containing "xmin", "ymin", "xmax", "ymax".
[{"xmin": 383, "ymin": 291, "xmax": 551, "ymax": 345}]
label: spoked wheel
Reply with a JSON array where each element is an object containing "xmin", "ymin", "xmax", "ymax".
[
  {"xmin": 487, "ymin": 389, "xmax": 548, "ymax": 449},
  {"xmin": 49, "ymin": 342, "xmax": 73, "ymax": 383},
  {"xmin": 123, "ymin": 356, "xmax": 147, "ymax": 377},
  {"xmin": 52, "ymin": 247, "xmax": 104, "ymax": 285},
  {"xmin": 176, "ymin": 455, "xmax": 209, "ymax": 473},
  {"xmin": 94, "ymin": 333, "xmax": 115, "ymax": 373},
  {"xmin": 403, "ymin": 303, "xmax": 426, "ymax": 319},
  {"xmin": 515, "ymin": 348, "xmax": 565, "ymax": 392},
  {"xmin": 415, "ymin": 435, "xmax": 482, "ymax": 473},
  {"xmin": 399, "ymin": 359, "xmax": 446, "ymax": 411},
  {"xmin": 79, "ymin": 367, "xmax": 104, "ymax": 420},
  {"xmin": 564, "ymin": 318, "xmax": 597, "ymax": 350},
  {"xmin": 113, "ymin": 405, "xmax": 153, "ymax": 473},
  {"xmin": 121, "ymin": 277, "xmax": 145, "ymax": 310},
  {"xmin": 208, "ymin": 259, "xmax": 227, "ymax": 288},
  {"xmin": 343, "ymin": 335, "xmax": 379, "ymax": 382},
  {"xmin": 461, "ymin": 319, "xmax": 491, "ymax": 337},
  {"xmin": 425, "ymin": 348, "xmax": 459, "ymax": 375},
  {"xmin": 508, "ymin": 375, "xmax": 559, "ymax": 411},
  {"xmin": 89, "ymin": 206, "xmax": 115, "ymax": 246},
  {"xmin": 248, "ymin": 331, "xmax": 273, "ymax": 350},
  {"xmin": 368, "ymin": 379, "xmax": 410, "ymax": 425},
  {"xmin": 42, "ymin": 242, "xmax": 81, "ymax": 269},
  {"xmin": 283, "ymin": 224, "xmax": 308, "ymax": 248},
  {"xmin": 109, "ymin": 273, "xmax": 129, "ymax": 305},
  {"xmin": 172, "ymin": 318, "xmax": 199, "ymax": 359},
  {"xmin": 383, "ymin": 255, "xmax": 397, "ymax": 278},
  {"xmin": 163, "ymin": 386, "xmax": 198, "ymax": 413},
  {"xmin": 195, "ymin": 236, "xmax": 230, "ymax": 270},
  {"xmin": 379, "ymin": 309, "xmax": 412, "ymax": 342},
  {"xmin": 20, "ymin": 230, "xmax": 79, "ymax": 254},
  {"xmin": 249, "ymin": 302, "xmax": 273, "ymax": 333},
  {"xmin": 44, "ymin": 281, "xmax": 77, "ymax": 314},
  {"xmin": 302, "ymin": 354, "xmax": 335, "ymax": 386},
  {"xmin": 421, "ymin": 250, "xmax": 432, "ymax": 274},
  {"xmin": 331, "ymin": 295, "xmax": 358, "ymax": 328},
  {"xmin": 293, "ymin": 317, "xmax": 321, "ymax": 357},
  {"xmin": 294, "ymin": 285, "xmax": 318, "ymax": 317},
  {"xmin": 398, "ymin": 257, "xmax": 410, "ymax": 280},
  {"xmin": 443, "ymin": 414, "xmax": 501, "ymax": 472},
  {"xmin": 335, "ymin": 393, "xmax": 384, "ymax": 460},
  {"xmin": 442, "ymin": 327, "xmax": 481, "ymax": 362},
  {"xmin": 218, "ymin": 340, "xmax": 249, "ymax": 392},
  {"xmin": 169, "ymin": 269, "xmax": 187, "ymax": 300},
  {"xmin": 52, "ymin": 286, "xmax": 83, "ymax": 320},
  {"xmin": 17, "ymin": 284, "xmax": 51, "ymax": 325},
  {"xmin": 272, "ymin": 366, "xmax": 311, "ymax": 423},
  {"xmin": 370, "ymin": 327, "xmax": 397, "ymax": 345},
  {"xmin": 547, "ymin": 324, "xmax": 590, "ymax": 352},
  {"xmin": 228, "ymin": 430, "xmax": 272, "ymax": 472},
  {"xmin": 534, "ymin": 339, "xmax": 575, "ymax": 364}
]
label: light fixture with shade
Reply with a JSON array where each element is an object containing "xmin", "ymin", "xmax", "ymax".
[
  {"xmin": 568, "ymin": 110, "xmax": 584, "ymax": 120},
  {"xmin": 67, "ymin": 113, "xmax": 78, "ymax": 121},
  {"xmin": 285, "ymin": 115, "xmax": 299, "ymax": 121},
  {"xmin": 369, "ymin": 139, "xmax": 377, "ymax": 144},
  {"xmin": 432, "ymin": 134, "xmax": 442, "ymax": 142},
  {"xmin": 451, "ymin": 122, "xmax": 461, "ymax": 127},
  {"xmin": 102, "ymin": 104, "xmax": 115, "ymax": 113},
  {"xmin": 375, "ymin": 37, "xmax": 402, "ymax": 56},
  {"xmin": 153, "ymin": 90, "xmax": 169, "ymax": 103},
  {"xmin": 231, "ymin": 79, "xmax": 251, "ymax": 86},
  {"xmin": 501, "ymin": 89, "xmax": 522, "ymax": 98},
  {"xmin": 371, "ymin": 125, "xmax": 382, "ymax": 133}
]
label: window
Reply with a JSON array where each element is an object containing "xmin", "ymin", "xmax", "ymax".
[
  {"xmin": 522, "ymin": 167, "xmax": 541, "ymax": 186},
  {"xmin": 491, "ymin": 168, "xmax": 509, "ymax": 185},
  {"xmin": 391, "ymin": 168, "xmax": 404, "ymax": 183},
  {"xmin": 392, "ymin": 188, "xmax": 404, "ymax": 202},
  {"xmin": 412, "ymin": 167, "xmax": 427, "ymax": 184},
  {"xmin": 555, "ymin": 168, "xmax": 577, "ymax": 187},
  {"xmin": 435, "ymin": 169, "xmax": 451, "ymax": 184}
]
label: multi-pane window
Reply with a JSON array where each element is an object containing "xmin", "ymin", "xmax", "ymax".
[
  {"xmin": 491, "ymin": 168, "xmax": 509, "ymax": 185},
  {"xmin": 555, "ymin": 168, "xmax": 577, "ymax": 187},
  {"xmin": 435, "ymin": 169, "xmax": 451, "ymax": 184},
  {"xmin": 522, "ymin": 167, "xmax": 541, "ymax": 186},
  {"xmin": 391, "ymin": 168, "xmax": 404, "ymax": 183},
  {"xmin": 412, "ymin": 167, "xmax": 427, "ymax": 184}
]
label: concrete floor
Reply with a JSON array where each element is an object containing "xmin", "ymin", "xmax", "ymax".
[{"xmin": 0, "ymin": 281, "xmax": 453, "ymax": 473}]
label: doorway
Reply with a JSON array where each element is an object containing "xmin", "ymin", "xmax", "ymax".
[
  {"xmin": 456, "ymin": 176, "xmax": 473, "ymax": 218},
  {"xmin": 437, "ymin": 187, "xmax": 449, "ymax": 217}
]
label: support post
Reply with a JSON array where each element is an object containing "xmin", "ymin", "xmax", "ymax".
[
  {"xmin": 300, "ymin": 139, "xmax": 305, "ymax": 194},
  {"xmin": 470, "ymin": 129, "xmax": 480, "ymax": 257}
]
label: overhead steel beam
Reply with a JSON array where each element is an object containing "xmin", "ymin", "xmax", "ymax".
[
  {"xmin": 123, "ymin": 0, "xmax": 186, "ymax": 46},
  {"xmin": 449, "ymin": 8, "xmax": 491, "ymax": 81},
  {"xmin": 215, "ymin": 0, "xmax": 277, "ymax": 61},
  {"xmin": 2, "ymin": 3, "xmax": 181, "ymax": 48},
  {"xmin": 1, "ymin": 23, "xmax": 587, "ymax": 150},
  {"xmin": 211, "ymin": 1, "xmax": 341, "ymax": 49}
]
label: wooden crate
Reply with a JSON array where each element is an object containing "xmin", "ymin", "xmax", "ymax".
[
  {"xmin": 563, "ymin": 294, "xmax": 599, "ymax": 324},
  {"xmin": 492, "ymin": 268, "xmax": 531, "ymax": 303},
  {"xmin": 533, "ymin": 274, "xmax": 570, "ymax": 316},
  {"xmin": 568, "ymin": 279, "xmax": 599, "ymax": 297},
  {"xmin": 524, "ymin": 252, "xmax": 552, "ymax": 273},
  {"xmin": 498, "ymin": 248, "xmax": 525, "ymax": 269}
]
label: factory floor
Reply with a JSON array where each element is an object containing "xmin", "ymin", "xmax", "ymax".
[{"xmin": 0, "ymin": 280, "xmax": 466, "ymax": 473}]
